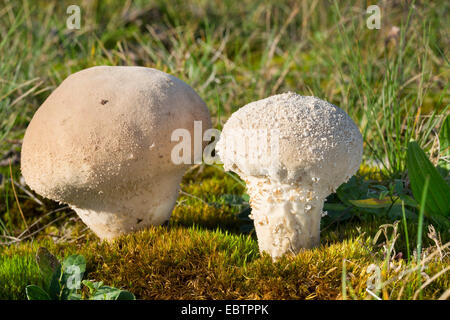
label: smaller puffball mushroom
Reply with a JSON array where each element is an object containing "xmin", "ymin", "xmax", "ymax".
[
  {"xmin": 21, "ymin": 66, "xmax": 211, "ymax": 240},
  {"xmin": 216, "ymin": 93, "xmax": 363, "ymax": 259}
]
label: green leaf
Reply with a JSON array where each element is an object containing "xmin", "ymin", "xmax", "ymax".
[
  {"xmin": 35, "ymin": 247, "xmax": 61, "ymax": 299},
  {"xmin": 117, "ymin": 291, "xmax": 136, "ymax": 300},
  {"xmin": 36, "ymin": 247, "xmax": 61, "ymax": 285},
  {"xmin": 407, "ymin": 141, "xmax": 450, "ymax": 217},
  {"xmin": 62, "ymin": 255, "xmax": 86, "ymax": 276},
  {"xmin": 67, "ymin": 292, "xmax": 82, "ymax": 300},
  {"xmin": 398, "ymin": 194, "xmax": 419, "ymax": 208},
  {"xmin": 439, "ymin": 114, "xmax": 450, "ymax": 173},
  {"xmin": 87, "ymin": 283, "xmax": 135, "ymax": 300},
  {"xmin": 47, "ymin": 270, "xmax": 62, "ymax": 300},
  {"xmin": 91, "ymin": 286, "xmax": 123, "ymax": 300},
  {"xmin": 82, "ymin": 280, "xmax": 103, "ymax": 295},
  {"xmin": 82, "ymin": 280, "xmax": 95, "ymax": 292},
  {"xmin": 440, "ymin": 114, "xmax": 450, "ymax": 152},
  {"xmin": 336, "ymin": 176, "xmax": 369, "ymax": 206},
  {"xmin": 61, "ymin": 255, "xmax": 86, "ymax": 299},
  {"xmin": 392, "ymin": 180, "xmax": 404, "ymax": 194},
  {"xmin": 349, "ymin": 196, "xmax": 418, "ymax": 209},
  {"xmin": 349, "ymin": 198, "xmax": 396, "ymax": 209},
  {"xmin": 26, "ymin": 285, "xmax": 51, "ymax": 300}
]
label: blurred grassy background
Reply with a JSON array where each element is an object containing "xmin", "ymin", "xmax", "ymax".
[
  {"xmin": 1, "ymin": 0, "xmax": 448, "ymax": 173},
  {"xmin": 0, "ymin": 0, "xmax": 449, "ymax": 300}
]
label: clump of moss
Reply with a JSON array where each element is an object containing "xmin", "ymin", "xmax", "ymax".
[
  {"xmin": 1, "ymin": 164, "xmax": 449, "ymax": 300},
  {"xmin": 0, "ymin": 248, "xmax": 42, "ymax": 299},
  {"xmin": 1, "ymin": 224, "xmax": 448, "ymax": 300}
]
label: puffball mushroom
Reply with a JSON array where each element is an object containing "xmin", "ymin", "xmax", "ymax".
[
  {"xmin": 216, "ymin": 92, "xmax": 363, "ymax": 259},
  {"xmin": 21, "ymin": 66, "xmax": 211, "ymax": 240}
]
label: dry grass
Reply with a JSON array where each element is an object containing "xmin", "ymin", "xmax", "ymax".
[{"xmin": 0, "ymin": 0, "xmax": 449, "ymax": 300}]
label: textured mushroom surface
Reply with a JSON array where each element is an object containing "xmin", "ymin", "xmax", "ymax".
[
  {"xmin": 21, "ymin": 66, "xmax": 211, "ymax": 240},
  {"xmin": 216, "ymin": 92, "xmax": 363, "ymax": 258}
]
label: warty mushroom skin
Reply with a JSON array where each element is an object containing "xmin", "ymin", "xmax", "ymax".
[
  {"xmin": 21, "ymin": 66, "xmax": 211, "ymax": 240},
  {"xmin": 216, "ymin": 92, "xmax": 363, "ymax": 259}
]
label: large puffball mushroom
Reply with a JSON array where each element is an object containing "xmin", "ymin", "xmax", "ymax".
[
  {"xmin": 216, "ymin": 92, "xmax": 363, "ymax": 259},
  {"xmin": 21, "ymin": 66, "xmax": 211, "ymax": 240}
]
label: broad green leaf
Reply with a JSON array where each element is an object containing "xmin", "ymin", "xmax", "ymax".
[
  {"xmin": 61, "ymin": 255, "xmax": 86, "ymax": 299},
  {"xmin": 82, "ymin": 280, "xmax": 104, "ymax": 295},
  {"xmin": 26, "ymin": 285, "xmax": 51, "ymax": 300},
  {"xmin": 430, "ymin": 214, "xmax": 450, "ymax": 229},
  {"xmin": 117, "ymin": 291, "xmax": 136, "ymax": 300},
  {"xmin": 47, "ymin": 270, "xmax": 62, "ymax": 300},
  {"xmin": 439, "ymin": 114, "xmax": 450, "ymax": 173},
  {"xmin": 407, "ymin": 141, "xmax": 450, "ymax": 217},
  {"xmin": 62, "ymin": 254, "xmax": 86, "ymax": 280},
  {"xmin": 36, "ymin": 247, "xmax": 61, "ymax": 298},
  {"xmin": 36, "ymin": 247, "xmax": 61, "ymax": 285},
  {"xmin": 67, "ymin": 292, "xmax": 82, "ymax": 300},
  {"xmin": 336, "ymin": 176, "xmax": 369, "ymax": 206}
]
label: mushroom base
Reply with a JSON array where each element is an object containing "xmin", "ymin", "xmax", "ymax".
[
  {"xmin": 73, "ymin": 200, "xmax": 174, "ymax": 241},
  {"xmin": 245, "ymin": 177, "xmax": 325, "ymax": 259},
  {"xmin": 71, "ymin": 177, "xmax": 183, "ymax": 240}
]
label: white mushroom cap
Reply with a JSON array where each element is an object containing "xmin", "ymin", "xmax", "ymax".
[
  {"xmin": 21, "ymin": 66, "xmax": 211, "ymax": 240},
  {"xmin": 216, "ymin": 92, "xmax": 363, "ymax": 258},
  {"xmin": 217, "ymin": 92, "xmax": 363, "ymax": 197}
]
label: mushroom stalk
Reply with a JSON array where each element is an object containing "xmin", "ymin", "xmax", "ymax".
[{"xmin": 246, "ymin": 177, "xmax": 324, "ymax": 258}]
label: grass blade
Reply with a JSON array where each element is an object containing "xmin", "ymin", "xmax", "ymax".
[{"xmin": 415, "ymin": 176, "xmax": 429, "ymax": 300}]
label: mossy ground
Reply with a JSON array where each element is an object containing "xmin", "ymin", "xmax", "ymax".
[
  {"xmin": 0, "ymin": 0, "xmax": 449, "ymax": 300},
  {"xmin": 1, "ymin": 166, "xmax": 449, "ymax": 300}
]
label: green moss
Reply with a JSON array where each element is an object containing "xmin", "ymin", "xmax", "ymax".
[
  {"xmin": 1, "ymin": 223, "xmax": 448, "ymax": 300},
  {"xmin": 0, "ymin": 0, "xmax": 449, "ymax": 300},
  {"xmin": 1, "ymin": 163, "xmax": 449, "ymax": 300},
  {"xmin": 0, "ymin": 247, "xmax": 42, "ymax": 299}
]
